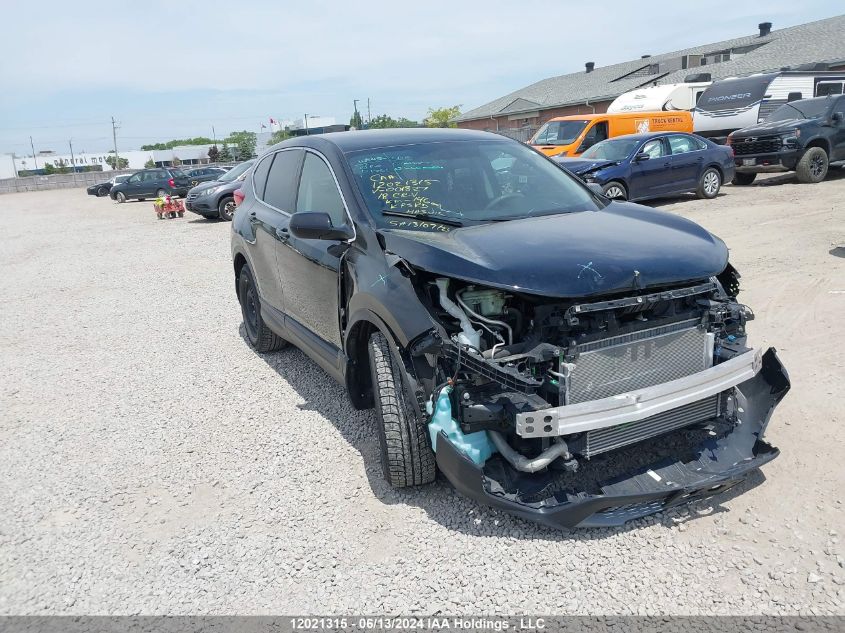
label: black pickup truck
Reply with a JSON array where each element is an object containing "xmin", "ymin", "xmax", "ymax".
[{"xmin": 727, "ymin": 95, "xmax": 845, "ymax": 185}]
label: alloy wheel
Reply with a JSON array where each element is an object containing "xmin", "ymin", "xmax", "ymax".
[
  {"xmin": 604, "ymin": 185, "xmax": 626, "ymax": 200},
  {"xmin": 703, "ymin": 171, "xmax": 720, "ymax": 196}
]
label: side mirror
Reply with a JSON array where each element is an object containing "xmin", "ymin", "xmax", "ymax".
[
  {"xmin": 634, "ymin": 152, "xmax": 651, "ymax": 162},
  {"xmin": 289, "ymin": 212, "xmax": 353, "ymax": 241},
  {"xmin": 586, "ymin": 183, "xmax": 605, "ymax": 197},
  {"xmin": 832, "ymin": 111, "xmax": 843, "ymax": 123}
]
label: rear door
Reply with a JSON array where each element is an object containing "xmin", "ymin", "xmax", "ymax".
[
  {"xmin": 246, "ymin": 149, "xmax": 304, "ymax": 313},
  {"xmin": 629, "ymin": 137, "xmax": 673, "ymax": 199},
  {"xmin": 666, "ymin": 134, "xmax": 704, "ymax": 192}
]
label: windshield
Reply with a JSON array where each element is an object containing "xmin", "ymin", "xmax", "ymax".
[
  {"xmin": 531, "ymin": 120, "xmax": 588, "ymax": 146},
  {"xmin": 218, "ymin": 160, "xmax": 255, "ymax": 182},
  {"xmin": 767, "ymin": 98, "xmax": 833, "ymax": 122},
  {"xmin": 346, "ymin": 140, "xmax": 600, "ymax": 230},
  {"xmin": 580, "ymin": 137, "xmax": 641, "ymax": 161}
]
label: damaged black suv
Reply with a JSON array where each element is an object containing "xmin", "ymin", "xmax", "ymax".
[{"xmin": 231, "ymin": 129, "xmax": 789, "ymax": 528}]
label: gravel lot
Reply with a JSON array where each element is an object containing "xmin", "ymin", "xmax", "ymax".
[{"xmin": 1, "ymin": 171, "xmax": 844, "ymax": 615}]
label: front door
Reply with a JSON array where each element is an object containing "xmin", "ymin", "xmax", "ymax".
[
  {"xmin": 276, "ymin": 150, "xmax": 350, "ymax": 349},
  {"xmin": 832, "ymin": 96, "xmax": 845, "ymax": 161},
  {"xmin": 629, "ymin": 137, "xmax": 672, "ymax": 199},
  {"xmin": 123, "ymin": 172, "xmax": 143, "ymax": 196}
]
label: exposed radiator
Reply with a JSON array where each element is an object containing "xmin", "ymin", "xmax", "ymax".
[
  {"xmin": 566, "ymin": 319, "xmax": 712, "ymax": 405},
  {"xmin": 582, "ymin": 394, "xmax": 720, "ymax": 459}
]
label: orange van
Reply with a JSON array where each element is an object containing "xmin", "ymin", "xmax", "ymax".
[{"xmin": 529, "ymin": 111, "xmax": 694, "ymax": 157}]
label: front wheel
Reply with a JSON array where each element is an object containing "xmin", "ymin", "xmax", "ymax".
[
  {"xmin": 156, "ymin": 188, "xmax": 167, "ymax": 198},
  {"xmin": 368, "ymin": 331, "xmax": 436, "ymax": 488},
  {"xmin": 218, "ymin": 196, "xmax": 236, "ymax": 221},
  {"xmin": 731, "ymin": 172, "xmax": 757, "ymax": 186},
  {"xmin": 97, "ymin": 186, "xmax": 108, "ymax": 197},
  {"xmin": 696, "ymin": 168, "xmax": 721, "ymax": 199},
  {"xmin": 237, "ymin": 265, "xmax": 286, "ymax": 353},
  {"xmin": 114, "ymin": 191, "xmax": 126, "ymax": 203},
  {"xmin": 601, "ymin": 181, "xmax": 627, "ymax": 200},
  {"xmin": 796, "ymin": 147, "xmax": 829, "ymax": 183}
]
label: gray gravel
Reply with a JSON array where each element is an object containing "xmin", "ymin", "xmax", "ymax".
[{"xmin": 1, "ymin": 178, "xmax": 843, "ymax": 615}]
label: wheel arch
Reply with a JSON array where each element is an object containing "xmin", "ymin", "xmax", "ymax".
[{"xmin": 803, "ymin": 137, "xmax": 831, "ymax": 154}]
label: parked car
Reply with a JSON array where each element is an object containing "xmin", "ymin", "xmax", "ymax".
[
  {"xmin": 727, "ymin": 95, "xmax": 845, "ymax": 185},
  {"xmin": 185, "ymin": 166, "xmax": 228, "ymax": 187},
  {"xmin": 230, "ymin": 128, "xmax": 789, "ymax": 529},
  {"xmin": 529, "ymin": 111, "xmax": 694, "ymax": 158},
  {"xmin": 184, "ymin": 160, "xmax": 255, "ymax": 221},
  {"xmin": 554, "ymin": 132, "xmax": 735, "ymax": 201},
  {"xmin": 86, "ymin": 174, "xmax": 132, "ymax": 197},
  {"xmin": 109, "ymin": 168, "xmax": 192, "ymax": 203}
]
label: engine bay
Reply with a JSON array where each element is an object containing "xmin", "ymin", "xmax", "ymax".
[{"xmin": 417, "ymin": 269, "xmax": 756, "ymax": 474}]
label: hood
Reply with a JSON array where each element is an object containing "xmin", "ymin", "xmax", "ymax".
[
  {"xmin": 730, "ymin": 118, "xmax": 807, "ymax": 137},
  {"xmin": 555, "ymin": 158, "xmax": 619, "ymax": 175},
  {"xmin": 189, "ymin": 179, "xmax": 230, "ymax": 194},
  {"xmin": 380, "ymin": 204, "xmax": 728, "ymax": 298}
]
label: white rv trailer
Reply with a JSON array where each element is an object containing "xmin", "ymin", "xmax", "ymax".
[
  {"xmin": 693, "ymin": 70, "xmax": 845, "ymax": 142},
  {"xmin": 607, "ymin": 82, "xmax": 712, "ymax": 113}
]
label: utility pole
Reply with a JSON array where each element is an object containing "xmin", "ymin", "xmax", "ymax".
[
  {"xmin": 68, "ymin": 139, "xmax": 77, "ymax": 185},
  {"xmin": 111, "ymin": 116, "xmax": 120, "ymax": 171},
  {"xmin": 29, "ymin": 136, "xmax": 38, "ymax": 170},
  {"xmin": 212, "ymin": 125, "xmax": 217, "ymax": 144},
  {"xmin": 353, "ymin": 99, "xmax": 360, "ymax": 128},
  {"xmin": 367, "ymin": 98, "xmax": 371, "ymax": 124},
  {"xmin": 304, "ymin": 114, "xmax": 309, "ymax": 136}
]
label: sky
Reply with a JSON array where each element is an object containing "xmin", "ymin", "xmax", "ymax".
[{"xmin": 0, "ymin": 1, "xmax": 841, "ymax": 156}]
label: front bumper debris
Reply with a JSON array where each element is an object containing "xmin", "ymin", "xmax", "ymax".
[{"xmin": 436, "ymin": 348, "xmax": 790, "ymax": 528}]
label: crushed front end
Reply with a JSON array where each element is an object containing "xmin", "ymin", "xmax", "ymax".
[{"xmin": 413, "ymin": 271, "xmax": 790, "ymax": 528}]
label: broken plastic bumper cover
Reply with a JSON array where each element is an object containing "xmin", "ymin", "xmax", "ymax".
[{"xmin": 435, "ymin": 348, "xmax": 790, "ymax": 528}]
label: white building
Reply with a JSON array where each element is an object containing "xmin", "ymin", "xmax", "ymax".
[{"xmin": 0, "ymin": 144, "xmax": 221, "ymax": 179}]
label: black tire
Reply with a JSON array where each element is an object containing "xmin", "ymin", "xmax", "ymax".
[
  {"xmin": 696, "ymin": 167, "xmax": 721, "ymax": 199},
  {"xmin": 97, "ymin": 186, "xmax": 108, "ymax": 197},
  {"xmin": 218, "ymin": 196, "xmax": 236, "ymax": 221},
  {"xmin": 731, "ymin": 172, "xmax": 757, "ymax": 186},
  {"xmin": 368, "ymin": 331, "xmax": 436, "ymax": 488},
  {"xmin": 796, "ymin": 147, "xmax": 829, "ymax": 184},
  {"xmin": 114, "ymin": 191, "xmax": 126, "ymax": 203},
  {"xmin": 237, "ymin": 265, "xmax": 286, "ymax": 353},
  {"xmin": 601, "ymin": 181, "xmax": 627, "ymax": 200},
  {"xmin": 138, "ymin": 198, "xmax": 145, "ymax": 202},
  {"xmin": 156, "ymin": 188, "xmax": 167, "ymax": 198}
]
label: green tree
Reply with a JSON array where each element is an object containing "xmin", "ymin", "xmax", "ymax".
[
  {"xmin": 366, "ymin": 114, "xmax": 419, "ymax": 129},
  {"xmin": 144, "ymin": 158, "xmax": 155, "ymax": 168},
  {"xmin": 350, "ymin": 110, "xmax": 363, "ymax": 129},
  {"xmin": 225, "ymin": 131, "xmax": 257, "ymax": 159},
  {"xmin": 218, "ymin": 143, "xmax": 233, "ymax": 162},
  {"xmin": 43, "ymin": 163, "xmax": 56, "ymax": 174},
  {"xmin": 141, "ymin": 137, "xmax": 214, "ymax": 151},
  {"xmin": 269, "ymin": 129, "xmax": 291, "ymax": 145},
  {"xmin": 105, "ymin": 155, "xmax": 129, "ymax": 169},
  {"xmin": 207, "ymin": 145, "xmax": 220, "ymax": 162},
  {"xmin": 424, "ymin": 105, "xmax": 462, "ymax": 128}
]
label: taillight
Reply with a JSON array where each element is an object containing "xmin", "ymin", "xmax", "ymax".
[
  {"xmin": 168, "ymin": 178, "xmax": 175, "ymax": 187},
  {"xmin": 233, "ymin": 188, "xmax": 245, "ymax": 206}
]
